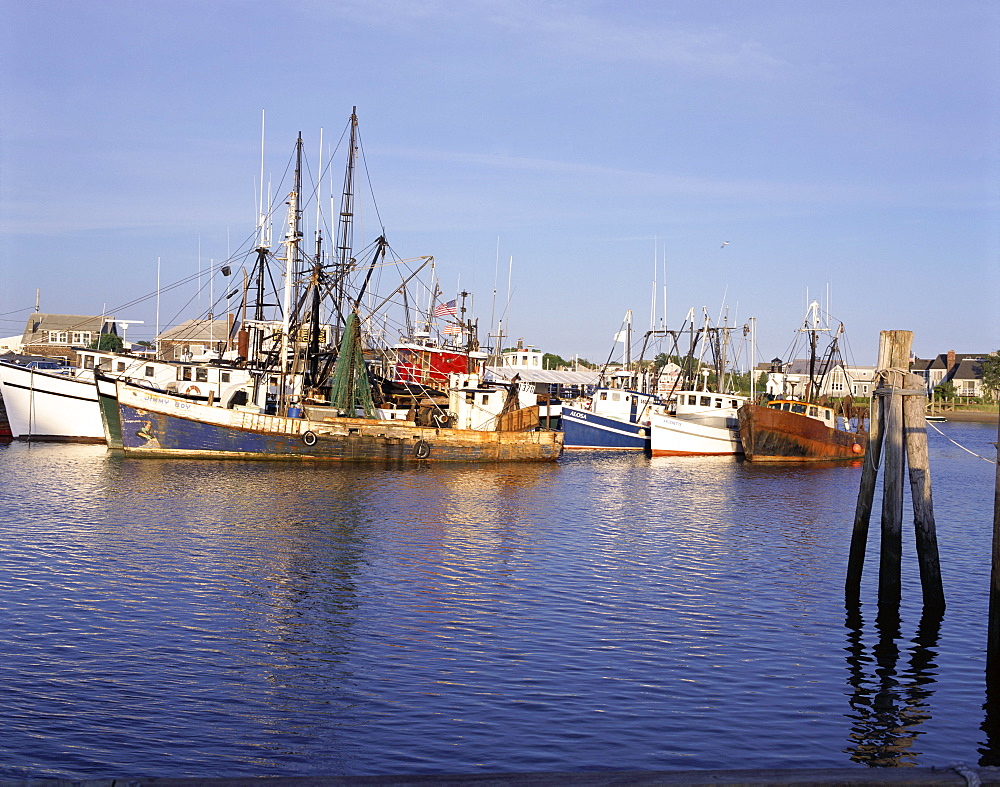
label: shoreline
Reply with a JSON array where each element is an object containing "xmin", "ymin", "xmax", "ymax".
[{"xmin": 930, "ymin": 409, "xmax": 999, "ymax": 423}]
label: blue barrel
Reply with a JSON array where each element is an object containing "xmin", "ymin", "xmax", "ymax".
[{"xmin": 287, "ymin": 406, "xmax": 303, "ymax": 419}]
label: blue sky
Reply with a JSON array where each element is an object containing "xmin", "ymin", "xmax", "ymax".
[{"xmin": 1, "ymin": 0, "xmax": 997, "ymax": 365}]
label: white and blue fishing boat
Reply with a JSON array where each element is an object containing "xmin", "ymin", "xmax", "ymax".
[
  {"xmin": 559, "ymin": 312, "xmax": 662, "ymax": 450},
  {"xmin": 560, "ymin": 386, "xmax": 658, "ymax": 450}
]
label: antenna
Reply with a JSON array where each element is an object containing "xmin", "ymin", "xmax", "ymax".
[
  {"xmin": 490, "ymin": 235, "xmax": 499, "ymax": 356},
  {"xmin": 662, "ymin": 242, "xmax": 667, "ymax": 331},
  {"xmin": 505, "ymin": 255, "xmax": 513, "ymax": 349},
  {"xmin": 650, "ymin": 236, "xmax": 657, "ymax": 331},
  {"xmin": 156, "ymin": 257, "xmax": 161, "ymax": 358},
  {"xmin": 258, "ymin": 109, "xmax": 266, "ymax": 247}
]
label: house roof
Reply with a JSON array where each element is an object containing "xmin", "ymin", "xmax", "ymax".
[
  {"xmin": 20, "ymin": 313, "xmax": 116, "ymax": 343},
  {"xmin": 484, "ymin": 366, "xmax": 601, "ymax": 386},
  {"xmin": 158, "ymin": 318, "xmax": 233, "ymax": 343},
  {"xmin": 758, "ymin": 359, "xmax": 875, "ymax": 377},
  {"xmin": 950, "ymin": 357, "xmax": 984, "ymax": 381},
  {"xmin": 912, "ymin": 353, "xmax": 985, "ymax": 371}
]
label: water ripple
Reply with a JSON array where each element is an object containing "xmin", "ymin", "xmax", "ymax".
[{"xmin": 0, "ymin": 426, "xmax": 995, "ymax": 778}]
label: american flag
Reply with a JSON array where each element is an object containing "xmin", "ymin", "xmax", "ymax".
[
  {"xmin": 442, "ymin": 324, "xmax": 462, "ymax": 335},
  {"xmin": 434, "ymin": 299, "xmax": 457, "ymax": 317}
]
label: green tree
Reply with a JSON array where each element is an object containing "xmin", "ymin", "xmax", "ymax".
[
  {"xmin": 934, "ymin": 379, "xmax": 957, "ymax": 400},
  {"xmin": 88, "ymin": 333, "xmax": 124, "ymax": 352},
  {"xmin": 542, "ymin": 352, "xmax": 571, "ymax": 369},
  {"xmin": 980, "ymin": 351, "xmax": 1000, "ymax": 402}
]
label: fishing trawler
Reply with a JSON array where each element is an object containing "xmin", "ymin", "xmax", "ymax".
[
  {"xmin": 101, "ymin": 110, "xmax": 561, "ymax": 463},
  {"xmin": 649, "ymin": 390, "xmax": 749, "ymax": 456},
  {"xmin": 559, "ymin": 311, "xmax": 661, "ymax": 450},
  {"xmin": 737, "ymin": 302, "xmax": 867, "ymax": 462},
  {"xmin": 648, "ymin": 312, "xmax": 752, "ymax": 456}
]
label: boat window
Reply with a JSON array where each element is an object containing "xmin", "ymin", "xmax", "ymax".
[
  {"xmin": 600, "ymin": 392, "xmax": 608, "ymax": 401},
  {"xmin": 82, "ymin": 356, "xmax": 95, "ymax": 370},
  {"xmin": 145, "ymin": 366, "xmax": 154, "ymax": 377},
  {"xmin": 825, "ymin": 409, "xmax": 833, "ymax": 419},
  {"xmin": 700, "ymin": 396, "xmax": 711, "ymax": 406},
  {"xmin": 465, "ymin": 392, "xmax": 475, "ymax": 404},
  {"xmin": 482, "ymin": 395, "xmax": 489, "ymax": 405},
  {"xmin": 730, "ymin": 400, "xmax": 739, "ymax": 409},
  {"xmin": 180, "ymin": 367, "xmax": 192, "ymax": 381},
  {"xmin": 688, "ymin": 395, "xmax": 697, "ymax": 405},
  {"xmin": 782, "ymin": 402, "xmax": 791, "ymax": 411},
  {"xmin": 117, "ymin": 362, "xmax": 126, "ymax": 372},
  {"xmin": 195, "ymin": 367, "xmax": 208, "ymax": 383},
  {"xmin": 221, "ymin": 372, "xmax": 230, "ymax": 383},
  {"xmin": 791, "ymin": 404, "xmax": 806, "ymax": 414},
  {"xmin": 714, "ymin": 399, "xmax": 722, "ymax": 408},
  {"xmin": 612, "ymin": 393, "xmax": 620, "ymax": 401},
  {"xmin": 809, "ymin": 407, "xmax": 818, "ymax": 417}
]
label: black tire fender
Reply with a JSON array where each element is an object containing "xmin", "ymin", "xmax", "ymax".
[
  {"xmin": 302, "ymin": 430, "xmax": 318, "ymax": 447},
  {"xmin": 414, "ymin": 439, "xmax": 430, "ymax": 459}
]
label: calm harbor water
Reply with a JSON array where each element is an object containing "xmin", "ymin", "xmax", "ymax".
[{"xmin": 1, "ymin": 421, "xmax": 998, "ymax": 780}]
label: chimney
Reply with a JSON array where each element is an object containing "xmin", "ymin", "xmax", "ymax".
[{"xmin": 947, "ymin": 349, "xmax": 956, "ymax": 371}]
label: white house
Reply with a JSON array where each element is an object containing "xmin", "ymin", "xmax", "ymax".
[{"xmin": 760, "ymin": 358, "xmax": 876, "ymax": 399}]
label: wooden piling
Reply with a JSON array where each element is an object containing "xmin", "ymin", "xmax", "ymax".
[
  {"xmin": 848, "ymin": 331, "xmax": 912, "ymax": 604},
  {"xmin": 902, "ymin": 371, "xmax": 944, "ymax": 611},
  {"xmin": 847, "ymin": 385, "xmax": 883, "ymax": 599},
  {"xmin": 989, "ymin": 402, "xmax": 1000, "ymax": 673},
  {"xmin": 848, "ymin": 330, "xmax": 949, "ymax": 613},
  {"xmin": 879, "ymin": 367, "xmax": 906, "ymax": 609}
]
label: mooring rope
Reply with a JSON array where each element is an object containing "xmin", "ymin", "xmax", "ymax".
[
  {"xmin": 951, "ymin": 761, "xmax": 982, "ymax": 787},
  {"xmin": 927, "ymin": 420, "xmax": 997, "ymax": 465}
]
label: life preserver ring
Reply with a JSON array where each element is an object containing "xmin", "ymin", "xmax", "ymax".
[
  {"xmin": 185, "ymin": 385, "xmax": 201, "ymax": 395},
  {"xmin": 302, "ymin": 430, "xmax": 317, "ymax": 447},
  {"xmin": 414, "ymin": 439, "xmax": 430, "ymax": 459}
]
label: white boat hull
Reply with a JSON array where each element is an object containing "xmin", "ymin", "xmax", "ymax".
[
  {"xmin": 0, "ymin": 362, "xmax": 104, "ymax": 441},
  {"xmin": 649, "ymin": 411, "xmax": 743, "ymax": 456}
]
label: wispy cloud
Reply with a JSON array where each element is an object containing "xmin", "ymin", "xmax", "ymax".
[
  {"xmin": 372, "ymin": 144, "xmax": 952, "ymax": 208},
  {"xmin": 316, "ymin": 0, "xmax": 786, "ymax": 77}
]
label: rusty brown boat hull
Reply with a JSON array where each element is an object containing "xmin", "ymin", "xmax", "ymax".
[{"xmin": 737, "ymin": 403, "xmax": 867, "ymax": 462}]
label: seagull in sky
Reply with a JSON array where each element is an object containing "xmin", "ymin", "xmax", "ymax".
[{"xmin": 720, "ymin": 241, "xmax": 730, "ymax": 249}]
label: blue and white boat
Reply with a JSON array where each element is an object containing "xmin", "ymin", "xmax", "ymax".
[{"xmin": 560, "ymin": 386, "xmax": 659, "ymax": 450}]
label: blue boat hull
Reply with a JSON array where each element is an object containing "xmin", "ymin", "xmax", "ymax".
[
  {"xmin": 111, "ymin": 384, "xmax": 562, "ymax": 463},
  {"xmin": 560, "ymin": 406, "xmax": 649, "ymax": 450}
]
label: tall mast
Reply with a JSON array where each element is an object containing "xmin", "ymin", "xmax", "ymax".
[
  {"xmin": 279, "ymin": 134, "xmax": 304, "ymax": 404},
  {"xmin": 801, "ymin": 299, "xmax": 828, "ymax": 401},
  {"xmin": 624, "ymin": 309, "xmax": 632, "ymax": 370},
  {"xmin": 306, "ymin": 230, "xmax": 324, "ymax": 390},
  {"xmin": 334, "ymin": 107, "xmax": 358, "ymax": 344}
]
